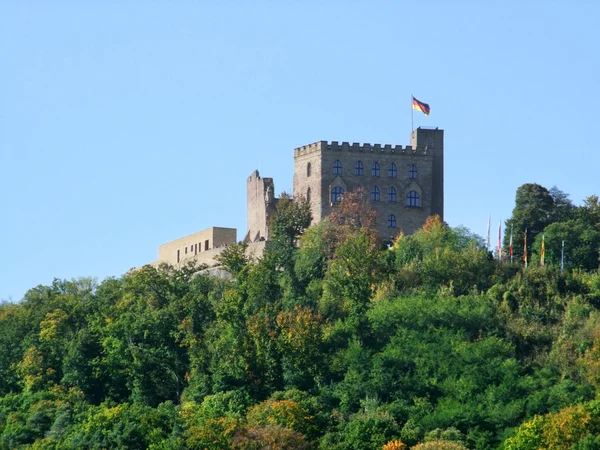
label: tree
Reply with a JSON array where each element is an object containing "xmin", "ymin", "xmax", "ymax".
[
  {"xmin": 504, "ymin": 183, "xmax": 556, "ymax": 262},
  {"xmin": 215, "ymin": 241, "xmax": 250, "ymax": 277},
  {"xmin": 532, "ymin": 219, "xmax": 600, "ymax": 271},
  {"xmin": 268, "ymin": 193, "xmax": 312, "ymax": 249}
]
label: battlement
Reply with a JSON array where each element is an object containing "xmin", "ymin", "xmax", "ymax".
[
  {"xmin": 247, "ymin": 170, "xmax": 274, "ymax": 184},
  {"xmin": 294, "ymin": 140, "xmax": 432, "ymax": 157}
]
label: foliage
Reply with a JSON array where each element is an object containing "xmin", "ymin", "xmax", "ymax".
[
  {"xmin": 4, "ymin": 183, "xmax": 600, "ymax": 449},
  {"xmin": 412, "ymin": 441, "xmax": 469, "ymax": 450}
]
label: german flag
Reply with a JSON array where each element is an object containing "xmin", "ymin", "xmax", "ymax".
[{"xmin": 412, "ymin": 96, "xmax": 430, "ymax": 115}]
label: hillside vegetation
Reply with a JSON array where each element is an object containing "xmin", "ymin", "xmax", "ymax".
[{"xmin": 2, "ymin": 184, "xmax": 600, "ymax": 449}]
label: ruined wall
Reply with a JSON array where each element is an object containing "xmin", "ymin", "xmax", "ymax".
[{"xmin": 246, "ymin": 170, "xmax": 277, "ymax": 242}]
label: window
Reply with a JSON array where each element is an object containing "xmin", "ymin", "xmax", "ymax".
[
  {"xmin": 331, "ymin": 186, "xmax": 344, "ymax": 203},
  {"xmin": 388, "ymin": 186, "xmax": 397, "ymax": 202},
  {"xmin": 388, "ymin": 163, "xmax": 397, "ymax": 178},
  {"xmin": 407, "ymin": 191, "xmax": 420, "ymax": 207},
  {"xmin": 409, "ymin": 164, "xmax": 418, "ymax": 179},
  {"xmin": 307, "ymin": 162, "xmax": 312, "ymax": 177},
  {"xmin": 185, "ymin": 247, "xmax": 188, "ymax": 254},
  {"xmin": 205, "ymin": 240, "xmax": 209, "ymax": 251},
  {"xmin": 195, "ymin": 243, "xmax": 198, "ymax": 255},
  {"xmin": 177, "ymin": 249, "xmax": 180, "ymax": 263},
  {"xmin": 427, "ymin": 137, "xmax": 434, "ymax": 148},
  {"xmin": 333, "ymin": 160, "xmax": 342, "ymax": 175},
  {"xmin": 306, "ymin": 187, "xmax": 311, "ymax": 202},
  {"xmin": 370, "ymin": 186, "xmax": 380, "ymax": 201},
  {"xmin": 354, "ymin": 161, "xmax": 364, "ymax": 176},
  {"xmin": 387, "ymin": 214, "xmax": 397, "ymax": 228},
  {"xmin": 372, "ymin": 162, "xmax": 380, "ymax": 177},
  {"xmin": 354, "ymin": 185, "xmax": 362, "ymax": 192}
]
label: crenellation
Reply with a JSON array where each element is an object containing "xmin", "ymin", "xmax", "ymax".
[
  {"xmin": 142, "ymin": 127, "xmax": 444, "ymax": 273},
  {"xmin": 293, "ymin": 141, "xmax": 435, "ymax": 155},
  {"xmin": 293, "ymin": 127, "xmax": 444, "ymax": 238}
]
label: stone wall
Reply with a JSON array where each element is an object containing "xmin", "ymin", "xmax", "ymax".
[
  {"xmin": 292, "ymin": 128, "xmax": 444, "ymax": 240},
  {"xmin": 157, "ymin": 226, "xmax": 237, "ymax": 266},
  {"xmin": 246, "ymin": 170, "xmax": 277, "ymax": 242}
]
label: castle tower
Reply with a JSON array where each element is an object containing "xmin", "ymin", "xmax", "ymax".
[
  {"xmin": 246, "ymin": 170, "xmax": 278, "ymax": 243},
  {"xmin": 293, "ymin": 127, "xmax": 444, "ymax": 240}
]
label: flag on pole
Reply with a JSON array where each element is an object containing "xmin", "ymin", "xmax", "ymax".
[
  {"xmin": 523, "ymin": 229, "xmax": 528, "ymax": 267},
  {"xmin": 485, "ymin": 215, "xmax": 491, "ymax": 250},
  {"xmin": 540, "ymin": 234, "xmax": 545, "ymax": 267},
  {"xmin": 412, "ymin": 96, "xmax": 431, "ymax": 115},
  {"xmin": 509, "ymin": 224, "xmax": 514, "ymax": 263},
  {"xmin": 497, "ymin": 221, "xmax": 502, "ymax": 259}
]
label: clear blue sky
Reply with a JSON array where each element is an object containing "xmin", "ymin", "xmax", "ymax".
[{"xmin": 1, "ymin": 2, "xmax": 599, "ymax": 301}]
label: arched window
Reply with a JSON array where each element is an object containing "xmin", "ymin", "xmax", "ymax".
[
  {"xmin": 388, "ymin": 163, "xmax": 397, "ymax": 178},
  {"xmin": 372, "ymin": 161, "xmax": 380, "ymax": 176},
  {"xmin": 387, "ymin": 214, "xmax": 397, "ymax": 228},
  {"xmin": 406, "ymin": 191, "xmax": 420, "ymax": 207},
  {"xmin": 331, "ymin": 186, "xmax": 344, "ymax": 203},
  {"xmin": 370, "ymin": 186, "xmax": 380, "ymax": 201},
  {"xmin": 333, "ymin": 160, "xmax": 342, "ymax": 175},
  {"xmin": 307, "ymin": 162, "xmax": 312, "ymax": 177},
  {"xmin": 409, "ymin": 164, "xmax": 418, "ymax": 179},
  {"xmin": 306, "ymin": 187, "xmax": 311, "ymax": 202},
  {"xmin": 355, "ymin": 161, "xmax": 364, "ymax": 176},
  {"xmin": 388, "ymin": 186, "xmax": 397, "ymax": 202}
]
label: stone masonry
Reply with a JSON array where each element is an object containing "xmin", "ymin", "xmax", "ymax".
[
  {"xmin": 292, "ymin": 127, "xmax": 444, "ymax": 240},
  {"xmin": 143, "ymin": 127, "xmax": 444, "ymax": 269}
]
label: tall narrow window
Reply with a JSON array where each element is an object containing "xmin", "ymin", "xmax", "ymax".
[
  {"xmin": 387, "ymin": 215, "xmax": 397, "ymax": 228},
  {"xmin": 306, "ymin": 187, "xmax": 311, "ymax": 202},
  {"xmin": 195, "ymin": 243, "xmax": 198, "ymax": 255},
  {"xmin": 354, "ymin": 161, "xmax": 364, "ymax": 176},
  {"xmin": 388, "ymin": 163, "xmax": 397, "ymax": 178},
  {"xmin": 406, "ymin": 191, "xmax": 420, "ymax": 207},
  {"xmin": 427, "ymin": 137, "xmax": 434, "ymax": 148},
  {"xmin": 333, "ymin": 160, "xmax": 342, "ymax": 175},
  {"xmin": 185, "ymin": 247, "xmax": 188, "ymax": 254},
  {"xmin": 307, "ymin": 162, "xmax": 312, "ymax": 177},
  {"xmin": 331, "ymin": 186, "xmax": 344, "ymax": 203},
  {"xmin": 409, "ymin": 164, "xmax": 418, "ymax": 179},
  {"xmin": 177, "ymin": 249, "xmax": 180, "ymax": 263},
  {"xmin": 205, "ymin": 240, "xmax": 209, "ymax": 251},
  {"xmin": 370, "ymin": 186, "xmax": 380, "ymax": 201},
  {"xmin": 372, "ymin": 162, "xmax": 380, "ymax": 177},
  {"xmin": 388, "ymin": 186, "xmax": 397, "ymax": 202}
]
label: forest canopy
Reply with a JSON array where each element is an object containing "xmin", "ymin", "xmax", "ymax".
[{"xmin": 2, "ymin": 184, "xmax": 600, "ymax": 449}]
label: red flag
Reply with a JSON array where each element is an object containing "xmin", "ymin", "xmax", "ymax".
[{"xmin": 523, "ymin": 229, "xmax": 528, "ymax": 267}]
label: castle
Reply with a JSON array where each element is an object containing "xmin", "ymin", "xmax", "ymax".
[{"xmin": 147, "ymin": 127, "xmax": 444, "ymax": 268}]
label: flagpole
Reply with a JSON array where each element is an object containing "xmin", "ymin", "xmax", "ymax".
[
  {"xmin": 498, "ymin": 220, "xmax": 502, "ymax": 260},
  {"xmin": 524, "ymin": 228, "xmax": 528, "ymax": 268},
  {"xmin": 485, "ymin": 214, "xmax": 491, "ymax": 251},
  {"xmin": 509, "ymin": 224, "xmax": 513, "ymax": 264},
  {"xmin": 411, "ymin": 94, "xmax": 414, "ymax": 132},
  {"xmin": 561, "ymin": 240, "xmax": 565, "ymax": 272}
]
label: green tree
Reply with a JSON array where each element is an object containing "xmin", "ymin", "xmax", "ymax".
[
  {"xmin": 504, "ymin": 183, "xmax": 557, "ymax": 262},
  {"xmin": 532, "ymin": 219, "xmax": 600, "ymax": 270},
  {"xmin": 215, "ymin": 241, "xmax": 250, "ymax": 278}
]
